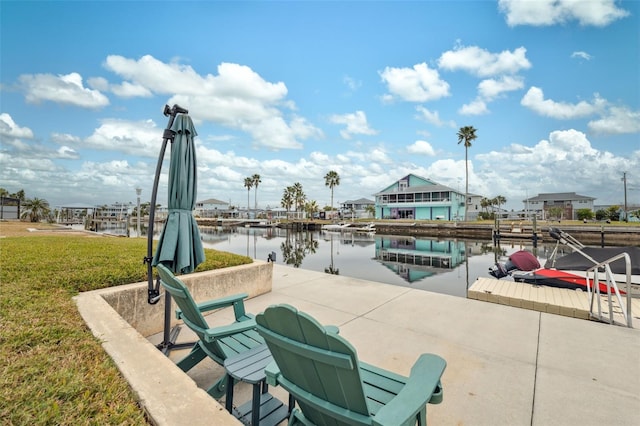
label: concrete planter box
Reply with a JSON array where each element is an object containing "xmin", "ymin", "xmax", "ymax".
[
  {"xmin": 74, "ymin": 260, "xmax": 273, "ymax": 426},
  {"xmin": 99, "ymin": 260, "xmax": 273, "ymax": 336}
]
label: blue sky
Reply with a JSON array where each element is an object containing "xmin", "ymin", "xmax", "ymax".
[{"xmin": 1, "ymin": 0, "xmax": 639, "ymax": 212}]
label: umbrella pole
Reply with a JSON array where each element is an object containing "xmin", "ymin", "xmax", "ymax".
[{"xmin": 146, "ymin": 104, "xmax": 193, "ymax": 354}]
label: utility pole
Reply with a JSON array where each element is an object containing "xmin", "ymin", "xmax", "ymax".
[{"xmin": 622, "ymin": 172, "xmax": 628, "ymax": 222}]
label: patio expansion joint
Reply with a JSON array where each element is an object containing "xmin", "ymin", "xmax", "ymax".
[
  {"xmin": 530, "ymin": 311, "xmax": 542, "ymax": 426},
  {"xmin": 340, "ymin": 287, "xmax": 416, "ymax": 328}
]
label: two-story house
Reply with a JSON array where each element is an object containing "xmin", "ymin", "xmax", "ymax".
[
  {"xmin": 523, "ymin": 192, "xmax": 595, "ymax": 220},
  {"xmin": 374, "ymin": 174, "xmax": 465, "ymax": 220}
]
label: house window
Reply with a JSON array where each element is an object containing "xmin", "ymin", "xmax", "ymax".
[{"xmin": 397, "ymin": 208, "xmax": 414, "ymax": 219}]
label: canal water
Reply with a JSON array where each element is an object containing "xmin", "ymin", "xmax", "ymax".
[
  {"xmin": 93, "ymin": 222, "xmax": 561, "ymax": 298},
  {"xmin": 197, "ymin": 226, "xmax": 562, "ymax": 298}
]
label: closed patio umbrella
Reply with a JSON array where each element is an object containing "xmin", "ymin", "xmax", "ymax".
[
  {"xmin": 151, "ymin": 113, "xmax": 205, "ymax": 273},
  {"xmin": 145, "ymin": 104, "xmax": 205, "ymax": 354}
]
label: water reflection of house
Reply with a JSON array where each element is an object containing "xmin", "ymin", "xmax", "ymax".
[{"xmin": 374, "ymin": 236, "xmax": 466, "ymax": 283}]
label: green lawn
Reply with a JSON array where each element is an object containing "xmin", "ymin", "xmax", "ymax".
[{"xmin": 0, "ymin": 231, "xmax": 251, "ymax": 425}]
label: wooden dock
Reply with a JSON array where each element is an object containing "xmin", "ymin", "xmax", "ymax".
[{"xmin": 468, "ymin": 277, "xmax": 639, "ymax": 327}]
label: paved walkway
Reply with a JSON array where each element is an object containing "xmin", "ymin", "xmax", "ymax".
[{"xmin": 157, "ymin": 264, "xmax": 640, "ymax": 425}]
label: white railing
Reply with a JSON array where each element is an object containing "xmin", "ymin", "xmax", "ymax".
[{"xmin": 585, "ymin": 252, "xmax": 633, "ymax": 328}]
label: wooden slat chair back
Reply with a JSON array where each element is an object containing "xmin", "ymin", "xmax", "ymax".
[
  {"xmin": 256, "ymin": 304, "xmax": 446, "ymax": 426},
  {"xmin": 156, "ymin": 264, "xmax": 264, "ymax": 397}
]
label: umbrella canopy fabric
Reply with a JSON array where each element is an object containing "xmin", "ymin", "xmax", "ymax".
[{"xmin": 152, "ymin": 114, "xmax": 205, "ymax": 274}]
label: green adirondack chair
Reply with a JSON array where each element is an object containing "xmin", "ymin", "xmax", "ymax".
[
  {"xmin": 156, "ymin": 264, "xmax": 264, "ymax": 397},
  {"xmin": 256, "ymin": 304, "xmax": 446, "ymax": 426}
]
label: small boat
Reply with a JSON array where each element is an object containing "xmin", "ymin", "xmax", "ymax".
[
  {"xmin": 322, "ymin": 223, "xmax": 353, "ymax": 232},
  {"xmin": 249, "ymin": 220, "xmax": 279, "ymax": 228},
  {"xmin": 489, "ymin": 228, "xmax": 640, "ymax": 297},
  {"xmin": 352, "ymin": 223, "xmax": 376, "ymax": 234}
]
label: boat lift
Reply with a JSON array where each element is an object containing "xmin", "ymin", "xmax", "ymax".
[{"xmin": 549, "ymin": 228, "xmax": 633, "ymax": 328}]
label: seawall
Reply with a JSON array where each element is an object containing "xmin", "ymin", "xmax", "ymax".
[{"xmin": 373, "ymin": 222, "xmax": 640, "ymax": 246}]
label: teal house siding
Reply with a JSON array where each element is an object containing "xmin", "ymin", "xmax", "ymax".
[{"xmin": 374, "ymin": 174, "xmax": 465, "ymax": 220}]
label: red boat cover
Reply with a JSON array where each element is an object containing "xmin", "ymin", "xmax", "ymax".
[{"xmin": 510, "ymin": 250, "xmax": 540, "ymax": 271}]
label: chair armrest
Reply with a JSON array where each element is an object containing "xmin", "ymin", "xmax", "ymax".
[
  {"xmin": 196, "ymin": 293, "xmax": 249, "ymax": 313},
  {"xmin": 264, "ymin": 360, "xmax": 280, "ymax": 387},
  {"xmin": 372, "ymin": 353, "xmax": 446, "ymax": 426},
  {"xmin": 203, "ymin": 318, "xmax": 257, "ymax": 342},
  {"xmin": 175, "ymin": 293, "xmax": 249, "ymax": 319}
]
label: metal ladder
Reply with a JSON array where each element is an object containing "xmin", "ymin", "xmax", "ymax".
[{"xmin": 585, "ymin": 252, "xmax": 633, "ymax": 328}]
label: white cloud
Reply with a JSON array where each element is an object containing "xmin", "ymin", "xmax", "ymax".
[
  {"xmin": 343, "ymin": 75, "xmax": 362, "ymax": 91},
  {"xmin": 84, "ymin": 118, "xmax": 162, "ymax": 157},
  {"xmin": 498, "ymin": 0, "xmax": 629, "ymax": 27},
  {"xmin": 110, "ymin": 81, "xmax": 153, "ymax": 98},
  {"xmin": 380, "ymin": 63, "xmax": 450, "ymax": 102},
  {"xmin": 407, "ymin": 140, "xmax": 436, "ymax": 156},
  {"xmin": 459, "ymin": 99, "xmax": 489, "ymax": 116},
  {"xmin": 18, "ymin": 72, "xmax": 109, "ymax": 108},
  {"xmin": 425, "ymin": 159, "xmax": 468, "ymax": 190},
  {"xmin": 370, "ymin": 148, "xmax": 393, "ymax": 164},
  {"xmin": 571, "ymin": 51, "xmax": 593, "ymax": 61},
  {"xmin": 475, "ymin": 129, "xmax": 638, "ymax": 205},
  {"xmin": 197, "ymin": 145, "xmax": 260, "ymax": 169},
  {"xmin": 86, "ymin": 76, "xmax": 152, "ymax": 98},
  {"xmin": 76, "ymin": 160, "xmax": 149, "ymax": 189},
  {"xmin": 438, "ymin": 45, "xmax": 531, "ymax": 78},
  {"xmin": 105, "ymin": 56, "xmax": 287, "ymax": 101},
  {"xmin": 0, "ymin": 113, "xmax": 34, "ymax": 140},
  {"xmin": 521, "ymin": 87, "xmax": 604, "ymax": 119},
  {"xmin": 0, "ymin": 153, "xmax": 60, "ymax": 173},
  {"xmin": 57, "ymin": 146, "xmax": 80, "ymax": 159},
  {"xmin": 478, "ymin": 76, "xmax": 524, "ymax": 100},
  {"xmin": 588, "ymin": 106, "xmax": 640, "ymax": 135},
  {"xmin": 0, "ymin": 114, "xmax": 82, "ymax": 161},
  {"xmin": 415, "ymin": 106, "xmax": 456, "ymax": 128},
  {"xmin": 104, "ymin": 55, "xmax": 322, "ymax": 149},
  {"xmin": 51, "ymin": 132, "xmax": 82, "ymax": 146},
  {"xmin": 308, "ymin": 151, "xmax": 332, "ymax": 165},
  {"xmin": 330, "ymin": 111, "xmax": 378, "ymax": 139},
  {"xmin": 344, "ymin": 147, "xmax": 393, "ymax": 165}
]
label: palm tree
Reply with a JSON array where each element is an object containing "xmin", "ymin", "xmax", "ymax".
[
  {"xmin": 252, "ymin": 174, "xmax": 261, "ymax": 213},
  {"xmin": 140, "ymin": 202, "xmax": 151, "ymax": 218},
  {"xmin": 324, "ymin": 170, "xmax": 340, "ymax": 212},
  {"xmin": 480, "ymin": 197, "xmax": 491, "ymax": 215},
  {"xmin": 281, "ymin": 186, "xmax": 294, "ymax": 219},
  {"xmin": 457, "ymin": 125, "xmax": 478, "ymax": 221},
  {"xmin": 292, "ymin": 182, "xmax": 305, "ymax": 215},
  {"xmin": 305, "ymin": 200, "xmax": 319, "ymax": 220},
  {"xmin": 494, "ymin": 195, "xmax": 506, "ymax": 216},
  {"xmin": 14, "ymin": 189, "xmax": 26, "ymax": 202},
  {"xmin": 244, "ymin": 177, "xmax": 253, "ymax": 218},
  {"xmin": 21, "ymin": 197, "xmax": 50, "ymax": 222},
  {"xmin": 364, "ymin": 204, "xmax": 375, "ymax": 218}
]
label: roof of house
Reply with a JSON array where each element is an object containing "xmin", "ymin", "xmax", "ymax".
[
  {"xmin": 375, "ymin": 173, "xmax": 458, "ymax": 195},
  {"xmin": 341, "ymin": 198, "xmax": 374, "ymax": 205},
  {"xmin": 198, "ymin": 198, "xmax": 228, "ymax": 205},
  {"xmin": 524, "ymin": 192, "xmax": 595, "ymax": 202}
]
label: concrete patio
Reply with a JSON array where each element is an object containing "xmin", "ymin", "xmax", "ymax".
[
  {"xmin": 151, "ymin": 264, "xmax": 640, "ymax": 425},
  {"xmin": 76, "ymin": 262, "xmax": 640, "ymax": 425}
]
